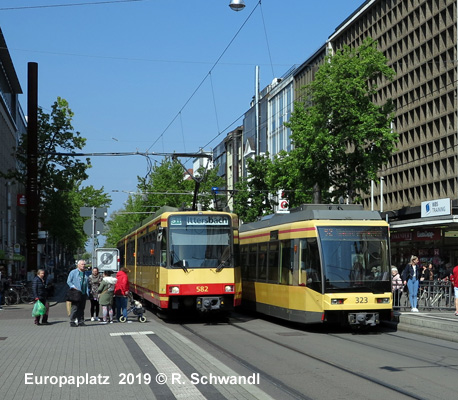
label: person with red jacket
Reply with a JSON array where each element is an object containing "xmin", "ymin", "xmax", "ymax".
[
  {"xmin": 114, "ymin": 267, "xmax": 130, "ymax": 322},
  {"xmin": 450, "ymin": 265, "xmax": 458, "ymax": 316}
]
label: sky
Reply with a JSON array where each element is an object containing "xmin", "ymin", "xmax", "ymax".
[{"xmin": 1, "ymin": 0, "xmax": 365, "ymax": 218}]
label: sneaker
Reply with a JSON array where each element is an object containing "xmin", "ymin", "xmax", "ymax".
[
  {"xmin": 411, "ymin": 308, "xmax": 419, "ymax": 312},
  {"xmin": 109, "ymin": 320, "xmax": 114, "ymax": 324},
  {"xmin": 70, "ymin": 322, "xmax": 78, "ymax": 327},
  {"xmin": 95, "ymin": 317, "xmax": 100, "ymax": 321},
  {"xmin": 454, "ymin": 312, "xmax": 458, "ymax": 316},
  {"xmin": 78, "ymin": 322, "xmax": 86, "ymax": 326},
  {"xmin": 91, "ymin": 317, "xmax": 95, "ymax": 321}
]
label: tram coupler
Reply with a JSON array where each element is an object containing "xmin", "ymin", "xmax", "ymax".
[
  {"xmin": 348, "ymin": 312, "xmax": 379, "ymax": 326},
  {"xmin": 196, "ymin": 296, "xmax": 223, "ymax": 311}
]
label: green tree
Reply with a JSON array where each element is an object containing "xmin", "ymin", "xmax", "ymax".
[
  {"xmin": 233, "ymin": 155, "xmax": 277, "ymax": 223},
  {"xmin": 284, "ymin": 37, "xmax": 398, "ymax": 204},
  {"xmin": 104, "ymin": 193, "xmax": 144, "ymax": 248},
  {"xmin": 2, "ymin": 97, "xmax": 110, "ymax": 261},
  {"xmin": 104, "ymin": 157, "xmax": 225, "ymax": 246}
]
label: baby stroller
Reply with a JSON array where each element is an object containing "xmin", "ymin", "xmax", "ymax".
[{"xmin": 119, "ymin": 293, "xmax": 147, "ymax": 323}]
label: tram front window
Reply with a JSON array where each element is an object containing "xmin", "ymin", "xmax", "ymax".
[
  {"xmin": 169, "ymin": 227, "xmax": 232, "ymax": 269},
  {"xmin": 317, "ymin": 226, "xmax": 390, "ymax": 293}
]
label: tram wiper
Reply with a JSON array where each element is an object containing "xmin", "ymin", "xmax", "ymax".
[
  {"xmin": 171, "ymin": 251, "xmax": 188, "ymax": 272},
  {"xmin": 216, "ymin": 255, "xmax": 231, "ymax": 272}
]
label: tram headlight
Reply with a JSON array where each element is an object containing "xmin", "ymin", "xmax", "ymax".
[
  {"xmin": 224, "ymin": 285, "xmax": 234, "ymax": 293},
  {"xmin": 376, "ymin": 298, "xmax": 390, "ymax": 304},
  {"xmin": 331, "ymin": 299, "xmax": 345, "ymax": 305},
  {"xmin": 169, "ymin": 286, "xmax": 180, "ymax": 294}
]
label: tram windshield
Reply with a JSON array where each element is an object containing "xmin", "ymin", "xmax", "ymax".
[
  {"xmin": 168, "ymin": 214, "xmax": 232, "ymax": 269},
  {"xmin": 317, "ymin": 226, "xmax": 390, "ymax": 293}
]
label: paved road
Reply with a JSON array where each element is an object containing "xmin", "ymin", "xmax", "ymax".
[{"xmin": 0, "ymin": 296, "xmax": 276, "ymax": 400}]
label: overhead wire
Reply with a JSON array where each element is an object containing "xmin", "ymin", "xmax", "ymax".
[
  {"xmin": 145, "ymin": 0, "xmax": 262, "ymax": 154},
  {"xmin": 0, "ymin": 0, "xmax": 146, "ymax": 11}
]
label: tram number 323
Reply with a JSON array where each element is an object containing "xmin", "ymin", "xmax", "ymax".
[
  {"xmin": 196, "ymin": 286, "xmax": 209, "ymax": 293},
  {"xmin": 355, "ymin": 297, "xmax": 368, "ymax": 304}
]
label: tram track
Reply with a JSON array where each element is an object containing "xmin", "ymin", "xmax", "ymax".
[{"xmin": 180, "ymin": 317, "xmax": 427, "ymax": 400}]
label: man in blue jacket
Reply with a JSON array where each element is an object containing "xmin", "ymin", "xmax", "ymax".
[{"xmin": 67, "ymin": 260, "xmax": 90, "ymax": 327}]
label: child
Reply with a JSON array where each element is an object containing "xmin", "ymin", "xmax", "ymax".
[{"xmin": 97, "ymin": 271, "xmax": 117, "ymax": 324}]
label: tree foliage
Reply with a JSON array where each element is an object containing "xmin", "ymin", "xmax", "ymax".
[
  {"xmin": 283, "ymin": 37, "xmax": 398, "ymax": 204},
  {"xmin": 2, "ymin": 97, "xmax": 111, "ymax": 256},
  {"xmin": 233, "ymin": 155, "xmax": 277, "ymax": 223},
  {"xmin": 104, "ymin": 157, "xmax": 225, "ymax": 246}
]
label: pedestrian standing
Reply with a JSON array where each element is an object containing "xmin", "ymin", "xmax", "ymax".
[
  {"xmin": 450, "ymin": 265, "xmax": 458, "ymax": 316},
  {"xmin": 67, "ymin": 260, "xmax": 90, "ymax": 327},
  {"xmin": 391, "ymin": 267, "xmax": 403, "ymax": 309},
  {"xmin": 114, "ymin": 267, "xmax": 130, "ymax": 322},
  {"xmin": 0, "ymin": 265, "xmax": 7, "ymax": 310},
  {"xmin": 32, "ymin": 269, "xmax": 50, "ymax": 325},
  {"xmin": 402, "ymin": 255, "xmax": 421, "ymax": 312},
  {"xmin": 98, "ymin": 270, "xmax": 117, "ymax": 324},
  {"xmin": 88, "ymin": 267, "xmax": 103, "ymax": 321}
]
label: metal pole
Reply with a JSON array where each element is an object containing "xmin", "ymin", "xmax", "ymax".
[
  {"xmin": 92, "ymin": 206, "xmax": 96, "ymax": 268},
  {"xmin": 255, "ymin": 65, "xmax": 260, "ymax": 156},
  {"xmin": 26, "ymin": 62, "xmax": 38, "ymax": 273},
  {"xmin": 371, "ymin": 180, "xmax": 374, "ymax": 211}
]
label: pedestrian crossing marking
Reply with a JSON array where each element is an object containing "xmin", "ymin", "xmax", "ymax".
[{"xmin": 110, "ymin": 331, "xmax": 155, "ymax": 336}]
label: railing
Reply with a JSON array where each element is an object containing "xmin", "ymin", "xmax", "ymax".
[{"xmin": 394, "ymin": 280, "xmax": 455, "ymax": 311}]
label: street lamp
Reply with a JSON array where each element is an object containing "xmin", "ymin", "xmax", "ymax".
[{"xmin": 229, "ymin": 0, "xmax": 245, "ymax": 12}]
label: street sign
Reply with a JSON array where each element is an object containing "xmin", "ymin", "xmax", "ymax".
[
  {"xmin": 80, "ymin": 207, "xmax": 107, "ymax": 219},
  {"xmin": 83, "ymin": 219, "xmax": 105, "ymax": 236},
  {"xmin": 96, "ymin": 248, "xmax": 119, "ymax": 271},
  {"xmin": 80, "ymin": 207, "xmax": 93, "ymax": 217}
]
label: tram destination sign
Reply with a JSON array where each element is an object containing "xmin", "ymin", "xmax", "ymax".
[{"xmin": 170, "ymin": 215, "xmax": 230, "ymax": 226}]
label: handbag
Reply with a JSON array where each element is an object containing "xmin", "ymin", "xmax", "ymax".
[
  {"xmin": 66, "ymin": 288, "xmax": 82, "ymax": 302},
  {"xmin": 32, "ymin": 300, "xmax": 46, "ymax": 317}
]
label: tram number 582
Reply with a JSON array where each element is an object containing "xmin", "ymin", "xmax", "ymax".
[
  {"xmin": 196, "ymin": 286, "xmax": 209, "ymax": 293},
  {"xmin": 355, "ymin": 297, "xmax": 368, "ymax": 304}
]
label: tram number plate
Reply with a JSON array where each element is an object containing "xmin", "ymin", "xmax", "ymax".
[
  {"xmin": 196, "ymin": 286, "xmax": 209, "ymax": 293},
  {"xmin": 355, "ymin": 297, "xmax": 368, "ymax": 303}
]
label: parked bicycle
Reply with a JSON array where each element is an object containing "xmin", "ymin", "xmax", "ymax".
[
  {"xmin": 4, "ymin": 287, "xmax": 19, "ymax": 305},
  {"xmin": 10, "ymin": 281, "xmax": 34, "ymax": 304}
]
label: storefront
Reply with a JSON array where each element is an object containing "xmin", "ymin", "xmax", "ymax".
[{"xmin": 389, "ymin": 198, "xmax": 458, "ymax": 277}]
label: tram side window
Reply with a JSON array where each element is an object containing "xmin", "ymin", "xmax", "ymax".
[
  {"xmin": 240, "ymin": 245, "xmax": 249, "ymax": 279},
  {"xmin": 280, "ymin": 240, "xmax": 293, "ymax": 285},
  {"xmin": 257, "ymin": 244, "xmax": 267, "ymax": 281},
  {"xmin": 247, "ymin": 245, "xmax": 257, "ymax": 280},
  {"xmin": 126, "ymin": 240, "xmax": 135, "ymax": 265},
  {"xmin": 299, "ymin": 238, "xmax": 322, "ymax": 292},
  {"xmin": 267, "ymin": 242, "xmax": 279, "ymax": 283}
]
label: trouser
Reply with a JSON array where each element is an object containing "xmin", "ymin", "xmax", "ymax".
[
  {"xmin": 407, "ymin": 278, "xmax": 419, "ymax": 309},
  {"xmin": 34, "ymin": 300, "xmax": 49, "ymax": 324},
  {"xmin": 102, "ymin": 305, "xmax": 113, "ymax": 321},
  {"xmin": 116, "ymin": 296, "xmax": 128, "ymax": 320},
  {"xmin": 70, "ymin": 295, "xmax": 87, "ymax": 323},
  {"xmin": 90, "ymin": 298, "xmax": 100, "ymax": 318},
  {"xmin": 392, "ymin": 289, "xmax": 402, "ymax": 307}
]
